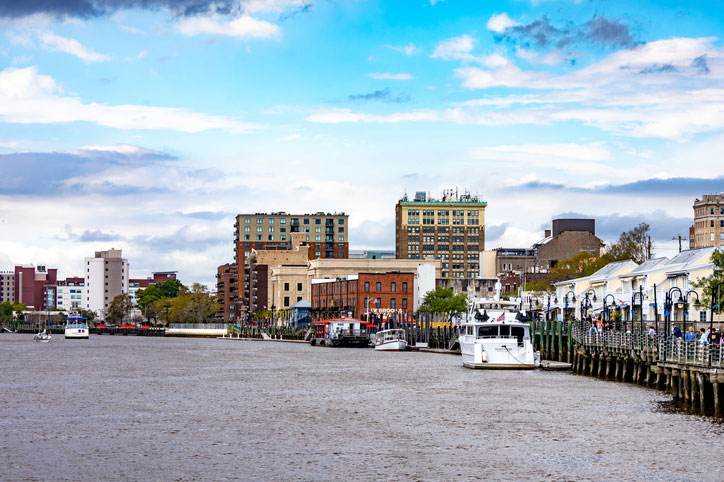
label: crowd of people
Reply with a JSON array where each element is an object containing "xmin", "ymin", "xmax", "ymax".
[{"xmin": 582, "ymin": 313, "xmax": 723, "ymax": 346}]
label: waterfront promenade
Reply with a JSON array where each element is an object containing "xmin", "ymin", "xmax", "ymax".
[{"xmin": 2, "ymin": 334, "xmax": 722, "ymax": 481}]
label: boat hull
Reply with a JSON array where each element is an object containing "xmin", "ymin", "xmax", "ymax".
[
  {"xmin": 460, "ymin": 336, "xmax": 535, "ymax": 370},
  {"xmin": 374, "ymin": 340, "xmax": 407, "ymax": 351},
  {"xmin": 65, "ymin": 327, "xmax": 89, "ymax": 339}
]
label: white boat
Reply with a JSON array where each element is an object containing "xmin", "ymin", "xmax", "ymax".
[
  {"xmin": 373, "ymin": 329, "xmax": 407, "ymax": 351},
  {"xmin": 459, "ymin": 299, "xmax": 538, "ymax": 369},
  {"xmin": 33, "ymin": 329, "xmax": 51, "ymax": 343},
  {"xmin": 65, "ymin": 316, "xmax": 89, "ymax": 339}
]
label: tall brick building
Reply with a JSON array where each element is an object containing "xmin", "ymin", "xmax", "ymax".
[
  {"xmin": 14, "ymin": 265, "xmax": 58, "ymax": 311},
  {"xmin": 216, "ymin": 263, "xmax": 238, "ymax": 322},
  {"xmin": 395, "ymin": 189, "xmax": 485, "ymax": 279},
  {"xmin": 692, "ymin": 194, "xmax": 724, "ymax": 248}
]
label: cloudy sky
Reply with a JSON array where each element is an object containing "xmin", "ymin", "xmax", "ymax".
[{"xmin": 1, "ymin": 0, "xmax": 723, "ymax": 287}]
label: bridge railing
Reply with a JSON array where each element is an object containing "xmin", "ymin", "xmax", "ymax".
[{"xmin": 572, "ymin": 326, "xmax": 724, "ymax": 368}]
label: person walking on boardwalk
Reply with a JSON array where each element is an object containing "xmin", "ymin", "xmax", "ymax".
[
  {"xmin": 685, "ymin": 326, "xmax": 696, "ymax": 341},
  {"xmin": 672, "ymin": 324, "xmax": 683, "ymax": 338},
  {"xmin": 699, "ymin": 328, "xmax": 709, "ymax": 345}
]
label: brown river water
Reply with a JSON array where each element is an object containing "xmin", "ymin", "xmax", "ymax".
[{"xmin": 1, "ymin": 334, "xmax": 722, "ymax": 481}]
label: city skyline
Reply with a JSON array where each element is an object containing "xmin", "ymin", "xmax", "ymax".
[{"xmin": 1, "ymin": 0, "xmax": 724, "ymax": 287}]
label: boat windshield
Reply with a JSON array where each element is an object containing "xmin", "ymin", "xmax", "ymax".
[{"xmin": 475, "ymin": 325, "xmax": 526, "ymax": 344}]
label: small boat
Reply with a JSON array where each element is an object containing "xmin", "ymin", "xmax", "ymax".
[
  {"xmin": 310, "ymin": 318, "xmax": 369, "ymax": 347},
  {"xmin": 459, "ymin": 299, "xmax": 538, "ymax": 369},
  {"xmin": 65, "ymin": 316, "xmax": 89, "ymax": 339},
  {"xmin": 33, "ymin": 329, "xmax": 51, "ymax": 343},
  {"xmin": 373, "ymin": 329, "xmax": 407, "ymax": 351}
]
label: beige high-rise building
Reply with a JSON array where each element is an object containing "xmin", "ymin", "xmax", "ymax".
[
  {"xmin": 395, "ymin": 189, "xmax": 486, "ymax": 279},
  {"xmin": 692, "ymin": 194, "xmax": 724, "ymax": 248},
  {"xmin": 84, "ymin": 248, "xmax": 129, "ymax": 319}
]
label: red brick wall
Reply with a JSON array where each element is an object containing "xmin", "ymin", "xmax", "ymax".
[{"xmin": 311, "ymin": 272, "xmax": 415, "ymax": 318}]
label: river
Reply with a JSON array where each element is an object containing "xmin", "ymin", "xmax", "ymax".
[{"xmin": 1, "ymin": 334, "xmax": 722, "ymax": 481}]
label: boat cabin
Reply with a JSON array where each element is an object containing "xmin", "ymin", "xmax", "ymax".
[
  {"xmin": 465, "ymin": 323, "xmax": 528, "ymax": 345},
  {"xmin": 311, "ymin": 318, "xmax": 369, "ymax": 347}
]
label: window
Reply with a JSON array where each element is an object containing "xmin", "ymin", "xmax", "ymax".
[
  {"xmin": 711, "ymin": 220, "xmax": 715, "ymax": 227},
  {"xmin": 402, "ymin": 282, "xmax": 408, "ymax": 292},
  {"xmin": 257, "ymin": 218, "xmax": 263, "ymax": 224},
  {"xmin": 297, "ymin": 283, "xmax": 302, "ymax": 291},
  {"xmin": 315, "ymin": 219, "xmax": 321, "ymax": 225},
  {"xmin": 315, "ymin": 235, "xmax": 321, "ymax": 241},
  {"xmin": 244, "ymin": 235, "xmax": 250, "ymax": 240},
  {"xmin": 402, "ymin": 298, "xmax": 407, "ymax": 310},
  {"xmin": 256, "ymin": 235, "xmax": 262, "ymax": 241},
  {"xmin": 304, "ymin": 218, "xmax": 309, "ymax": 225},
  {"xmin": 315, "ymin": 227, "xmax": 321, "ymax": 233},
  {"xmin": 280, "ymin": 218, "xmax": 286, "ymax": 224},
  {"xmin": 338, "ymin": 250, "xmax": 344, "ymax": 257},
  {"xmin": 244, "ymin": 226, "xmax": 250, "ymax": 232},
  {"xmin": 364, "ymin": 282, "xmax": 369, "ymax": 292},
  {"xmin": 268, "ymin": 226, "xmax": 274, "ymax": 232},
  {"xmin": 339, "ymin": 219, "xmax": 344, "ymax": 225},
  {"xmin": 244, "ymin": 217, "xmax": 250, "ymax": 224},
  {"xmin": 338, "ymin": 236, "xmax": 344, "ymax": 241},
  {"xmin": 390, "ymin": 298, "xmax": 396, "ymax": 309},
  {"xmin": 257, "ymin": 226, "xmax": 262, "ymax": 232},
  {"xmin": 284, "ymin": 296, "xmax": 290, "ymax": 307},
  {"xmin": 284, "ymin": 283, "xmax": 289, "ymax": 291},
  {"xmin": 391, "ymin": 282, "xmax": 396, "ymax": 292},
  {"xmin": 376, "ymin": 282, "xmax": 381, "ymax": 292},
  {"xmin": 338, "ymin": 227, "xmax": 344, "ymax": 233},
  {"xmin": 268, "ymin": 235, "xmax": 274, "ymax": 241},
  {"xmin": 269, "ymin": 218, "xmax": 275, "ymax": 224},
  {"xmin": 280, "ymin": 235, "xmax": 286, "ymax": 241},
  {"xmin": 720, "ymin": 220, "xmax": 724, "ymax": 228},
  {"xmin": 712, "ymin": 232, "xmax": 715, "ymax": 241}
]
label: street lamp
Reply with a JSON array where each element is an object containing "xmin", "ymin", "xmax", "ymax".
[
  {"xmin": 710, "ymin": 281, "xmax": 723, "ymax": 345},
  {"xmin": 555, "ymin": 290, "xmax": 576, "ymax": 323},
  {"xmin": 603, "ymin": 294, "xmax": 617, "ymax": 329},
  {"xmin": 665, "ymin": 287, "xmax": 683, "ymax": 342},
  {"xmin": 684, "ymin": 289, "xmax": 701, "ymax": 324},
  {"xmin": 631, "ymin": 286, "xmax": 645, "ymax": 336},
  {"xmin": 581, "ymin": 289, "xmax": 597, "ymax": 321}
]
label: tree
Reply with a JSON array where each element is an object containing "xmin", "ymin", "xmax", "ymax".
[
  {"xmin": 160, "ymin": 283, "xmax": 220, "ymax": 324},
  {"xmin": 107, "ymin": 293, "xmax": 133, "ymax": 325},
  {"xmin": 78, "ymin": 309, "xmax": 96, "ymax": 324},
  {"xmin": 524, "ymin": 251, "xmax": 613, "ymax": 291},
  {"xmin": 694, "ymin": 248, "xmax": 724, "ymax": 315},
  {"xmin": 137, "ymin": 279, "xmax": 185, "ymax": 321},
  {"xmin": 606, "ymin": 222, "xmax": 652, "ymax": 264},
  {"xmin": 418, "ymin": 287, "xmax": 467, "ymax": 321}
]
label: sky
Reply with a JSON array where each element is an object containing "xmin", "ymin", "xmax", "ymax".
[{"xmin": 1, "ymin": 0, "xmax": 723, "ymax": 288}]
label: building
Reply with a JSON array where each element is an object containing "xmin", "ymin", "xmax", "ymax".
[
  {"xmin": 12, "ymin": 265, "xmax": 57, "ymax": 311},
  {"xmin": 247, "ymin": 235, "xmax": 310, "ymax": 315},
  {"xmin": 84, "ymin": 249, "xmax": 129, "ymax": 320},
  {"xmin": 692, "ymin": 194, "xmax": 724, "ymax": 248},
  {"xmin": 234, "ymin": 211, "xmax": 349, "ymax": 317},
  {"xmin": 216, "ymin": 264, "xmax": 239, "ymax": 322},
  {"xmin": 56, "ymin": 277, "xmax": 85, "ymax": 312},
  {"xmin": 481, "ymin": 248, "xmax": 538, "ymax": 278},
  {"xmin": 128, "ymin": 271, "xmax": 178, "ymax": 320},
  {"xmin": 310, "ymin": 271, "xmax": 416, "ymax": 319},
  {"xmin": 269, "ymin": 264, "xmax": 309, "ymax": 311},
  {"xmin": 395, "ymin": 189, "xmax": 486, "ymax": 279},
  {"xmin": 435, "ymin": 277, "xmax": 498, "ymax": 298},
  {"xmin": 534, "ymin": 219, "xmax": 605, "ymax": 269},
  {"xmin": 348, "ymin": 250, "xmax": 396, "ymax": 260},
  {"xmin": 0, "ymin": 271, "xmax": 14, "ymax": 303}
]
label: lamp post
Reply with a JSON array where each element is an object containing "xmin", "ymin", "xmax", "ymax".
[
  {"xmin": 683, "ymin": 289, "xmax": 701, "ymax": 325},
  {"xmin": 581, "ymin": 289, "xmax": 597, "ymax": 322},
  {"xmin": 665, "ymin": 287, "xmax": 682, "ymax": 343},
  {"xmin": 710, "ymin": 281, "xmax": 723, "ymax": 346},
  {"xmin": 631, "ymin": 286, "xmax": 644, "ymax": 337},
  {"xmin": 602, "ymin": 294, "xmax": 616, "ymax": 330}
]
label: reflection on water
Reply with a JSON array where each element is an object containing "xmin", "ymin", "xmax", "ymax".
[{"xmin": 1, "ymin": 334, "xmax": 722, "ymax": 481}]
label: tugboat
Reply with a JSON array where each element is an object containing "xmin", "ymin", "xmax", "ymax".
[{"xmin": 310, "ymin": 318, "xmax": 369, "ymax": 347}]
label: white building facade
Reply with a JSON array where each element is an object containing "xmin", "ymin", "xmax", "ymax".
[{"xmin": 84, "ymin": 249, "xmax": 129, "ymax": 320}]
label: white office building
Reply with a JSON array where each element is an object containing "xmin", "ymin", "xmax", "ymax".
[{"xmin": 84, "ymin": 249, "xmax": 129, "ymax": 320}]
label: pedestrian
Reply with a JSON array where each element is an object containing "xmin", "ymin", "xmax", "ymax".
[
  {"xmin": 625, "ymin": 324, "xmax": 631, "ymax": 335},
  {"xmin": 672, "ymin": 324, "xmax": 683, "ymax": 338},
  {"xmin": 588, "ymin": 322, "xmax": 597, "ymax": 335},
  {"xmin": 685, "ymin": 326, "xmax": 696, "ymax": 341},
  {"xmin": 648, "ymin": 325, "xmax": 656, "ymax": 339},
  {"xmin": 699, "ymin": 328, "xmax": 709, "ymax": 345}
]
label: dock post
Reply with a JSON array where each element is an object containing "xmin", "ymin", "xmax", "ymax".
[
  {"xmin": 713, "ymin": 382, "xmax": 720, "ymax": 416},
  {"xmin": 567, "ymin": 322, "xmax": 573, "ymax": 364},
  {"xmin": 697, "ymin": 373, "xmax": 707, "ymax": 412}
]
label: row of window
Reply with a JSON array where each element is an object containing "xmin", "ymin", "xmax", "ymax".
[
  {"xmin": 408, "ymin": 218, "xmax": 480, "ymax": 225},
  {"xmin": 244, "ymin": 217, "xmax": 344, "ymax": 225},
  {"xmin": 283, "ymin": 282, "xmax": 304, "ymax": 291},
  {"xmin": 363, "ymin": 281, "xmax": 408, "ymax": 293},
  {"xmin": 245, "ymin": 226, "xmax": 345, "ymax": 233},
  {"xmin": 408, "ymin": 209, "xmax": 481, "ymax": 217},
  {"xmin": 407, "ymin": 227, "xmax": 481, "ymax": 234},
  {"xmin": 408, "ymin": 244, "xmax": 479, "ymax": 252},
  {"xmin": 243, "ymin": 234, "xmax": 346, "ymax": 242}
]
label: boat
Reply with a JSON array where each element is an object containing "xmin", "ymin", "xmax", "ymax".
[
  {"xmin": 65, "ymin": 316, "xmax": 89, "ymax": 339},
  {"xmin": 33, "ymin": 329, "xmax": 51, "ymax": 343},
  {"xmin": 310, "ymin": 318, "xmax": 369, "ymax": 347},
  {"xmin": 373, "ymin": 329, "xmax": 407, "ymax": 351},
  {"xmin": 459, "ymin": 299, "xmax": 539, "ymax": 369}
]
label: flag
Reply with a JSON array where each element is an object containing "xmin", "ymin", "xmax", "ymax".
[{"xmin": 497, "ymin": 312, "xmax": 505, "ymax": 322}]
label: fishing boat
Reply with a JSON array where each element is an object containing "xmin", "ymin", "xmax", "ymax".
[
  {"xmin": 459, "ymin": 299, "xmax": 538, "ymax": 369},
  {"xmin": 373, "ymin": 328, "xmax": 407, "ymax": 351},
  {"xmin": 65, "ymin": 316, "xmax": 89, "ymax": 339},
  {"xmin": 310, "ymin": 318, "xmax": 369, "ymax": 347}
]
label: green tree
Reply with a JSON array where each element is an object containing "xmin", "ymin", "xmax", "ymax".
[
  {"xmin": 694, "ymin": 248, "xmax": 724, "ymax": 316},
  {"xmin": 606, "ymin": 222, "xmax": 652, "ymax": 263},
  {"xmin": 255, "ymin": 309, "xmax": 272, "ymax": 322},
  {"xmin": 107, "ymin": 293, "xmax": 133, "ymax": 325},
  {"xmin": 137, "ymin": 279, "xmax": 184, "ymax": 321},
  {"xmin": 524, "ymin": 251, "xmax": 612, "ymax": 291},
  {"xmin": 418, "ymin": 287, "xmax": 467, "ymax": 321},
  {"xmin": 163, "ymin": 283, "xmax": 220, "ymax": 324},
  {"xmin": 0, "ymin": 301, "xmax": 13, "ymax": 322},
  {"xmin": 78, "ymin": 309, "xmax": 96, "ymax": 323}
]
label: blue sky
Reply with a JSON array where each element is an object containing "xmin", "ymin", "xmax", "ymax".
[{"xmin": 1, "ymin": 0, "xmax": 723, "ymax": 287}]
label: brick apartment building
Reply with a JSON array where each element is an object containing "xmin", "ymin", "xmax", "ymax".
[
  {"xmin": 216, "ymin": 263, "xmax": 239, "ymax": 322},
  {"xmin": 395, "ymin": 189, "xmax": 486, "ymax": 279},
  {"xmin": 232, "ymin": 212, "xmax": 349, "ymax": 320},
  {"xmin": 310, "ymin": 271, "xmax": 416, "ymax": 319},
  {"xmin": 14, "ymin": 265, "xmax": 58, "ymax": 311}
]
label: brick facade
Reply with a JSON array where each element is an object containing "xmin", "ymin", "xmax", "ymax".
[{"xmin": 216, "ymin": 264, "xmax": 238, "ymax": 322}]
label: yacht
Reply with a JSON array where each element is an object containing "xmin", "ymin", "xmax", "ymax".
[
  {"xmin": 459, "ymin": 299, "xmax": 538, "ymax": 369},
  {"xmin": 65, "ymin": 316, "xmax": 89, "ymax": 339},
  {"xmin": 373, "ymin": 329, "xmax": 407, "ymax": 351}
]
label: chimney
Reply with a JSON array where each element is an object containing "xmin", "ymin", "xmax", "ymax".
[{"xmin": 545, "ymin": 229, "xmax": 551, "ymax": 238}]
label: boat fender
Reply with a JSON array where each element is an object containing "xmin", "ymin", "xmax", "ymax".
[{"xmin": 482, "ymin": 351, "xmax": 488, "ymax": 363}]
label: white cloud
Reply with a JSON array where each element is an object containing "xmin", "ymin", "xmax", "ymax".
[
  {"xmin": 487, "ymin": 13, "xmax": 519, "ymax": 34},
  {"xmin": 367, "ymin": 72, "xmax": 414, "ymax": 80},
  {"xmin": 38, "ymin": 31, "xmax": 110, "ymax": 62},
  {"xmin": 175, "ymin": 15, "xmax": 280, "ymax": 39},
  {"xmin": 0, "ymin": 66, "xmax": 255, "ymax": 133},
  {"xmin": 306, "ymin": 108, "xmax": 438, "ymax": 124},
  {"xmin": 387, "ymin": 42, "xmax": 420, "ymax": 56},
  {"xmin": 431, "ymin": 34, "xmax": 476, "ymax": 61},
  {"xmin": 472, "ymin": 142, "xmax": 611, "ymax": 163},
  {"xmin": 280, "ymin": 133, "xmax": 301, "ymax": 141}
]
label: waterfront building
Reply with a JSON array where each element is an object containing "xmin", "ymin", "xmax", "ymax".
[
  {"xmin": 84, "ymin": 249, "xmax": 129, "ymax": 320},
  {"xmin": 234, "ymin": 211, "xmax": 349, "ymax": 318},
  {"xmin": 128, "ymin": 271, "xmax": 178, "ymax": 320},
  {"xmin": 395, "ymin": 189, "xmax": 485, "ymax": 279},
  {"xmin": 11, "ymin": 265, "xmax": 58, "ymax": 311},
  {"xmin": 56, "ymin": 277, "xmax": 85, "ymax": 312},
  {"xmin": 216, "ymin": 263, "xmax": 238, "ymax": 322},
  {"xmin": 310, "ymin": 271, "xmax": 416, "ymax": 319},
  {"xmin": 533, "ymin": 219, "xmax": 605, "ymax": 269},
  {"xmin": 0, "ymin": 271, "xmax": 14, "ymax": 303},
  {"xmin": 692, "ymin": 193, "xmax": 724, "ymax": 248},
  {"xmin": 553, "ymin": 247, "xmax": 716, "ymax": 323}
]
